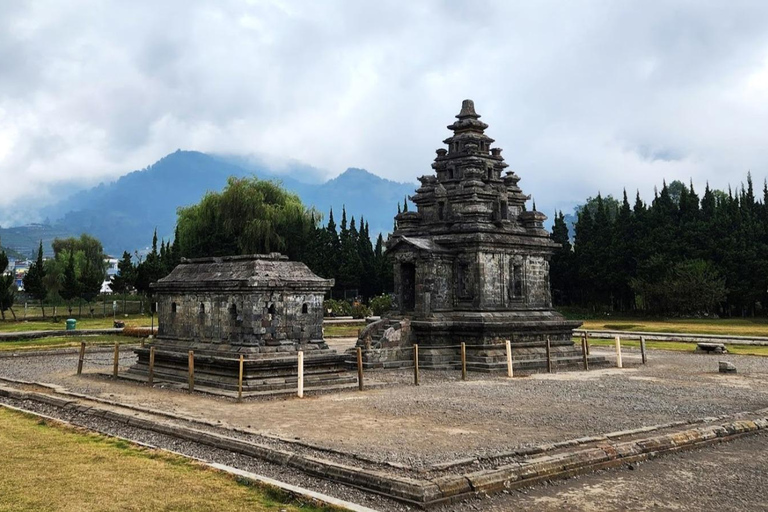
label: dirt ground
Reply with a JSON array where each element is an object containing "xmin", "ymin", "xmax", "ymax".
[
  {"xmin": 460, "ymin": 431, "xmax": 768, "ymax": 511},
  {"xmin": 3, "ymin": 342, "xmax": 768, "ymax": 469}
]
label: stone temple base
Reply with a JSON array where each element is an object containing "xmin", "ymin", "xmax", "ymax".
[
  {"xmin": 127, "ymin": 338, "xmax": 355, "ymax": 393},
  {"xmin": 354, "ymin": 311, "xmax": 609, "ymax": 371}
]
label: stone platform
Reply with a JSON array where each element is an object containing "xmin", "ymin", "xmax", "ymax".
[
  {"xmin": 355, "ymin": 316, "xmax": 609, "ymax": 371},
  {"xmin": 127, "ymin": 341, "xmax": 356, "ymax": 393}
]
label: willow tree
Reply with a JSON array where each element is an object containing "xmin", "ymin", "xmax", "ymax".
[{"xmin": 175, "ymin": 177, "xmax": 318, "ymax": 261}]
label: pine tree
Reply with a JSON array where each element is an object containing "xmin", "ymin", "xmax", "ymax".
[
  {"xmin": 60, "ymin": 250, "xmax": 79, "ymax": 314},
  {"xmin": 23, "ymin": 240, "xmax": 47, "ymax": 318},
  {"xmin": 357, "ymin": 218, "xmax": 376, "ymax": 299},
  {"xmin": 0, "ymin": 246, "xmax": 16, "ymax": 320}
]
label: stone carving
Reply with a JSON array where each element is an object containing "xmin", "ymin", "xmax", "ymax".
[
  {"xmin": 129, "ymin": 253, "xmax": 354, "ymax": 392},
  {"xmin": 356, "ymin": 100, "xmax": 587, "ymax": 370}
]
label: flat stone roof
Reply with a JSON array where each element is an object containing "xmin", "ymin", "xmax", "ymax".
[{"xmin": 151, "ymin": 253, "xmax": 334, "ymax": 292}]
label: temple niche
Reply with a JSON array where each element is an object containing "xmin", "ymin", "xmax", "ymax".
[{"xmin": 357, "ymin": 100, "xmax": 588, "ymax": 370}]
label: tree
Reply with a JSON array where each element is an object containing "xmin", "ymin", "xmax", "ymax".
[
  {"xmin": 549, "ymin": 211, "xmax": 575, "ymax": 305},
  {"xmin": 175, "ymin": 176, "xmax": 316, "ymax": 261},
  {"xmin": 23, "ymin": 241, "xmax": 47, "ymax": 318},
  {"xmin": 59, "ymin": 250, "xmax": 79, "ymax": 315},
  {"xmin": 52, "ymin": 234, "xmax": 107, "ymax": 316},
  {"xmin": 0, "ymin": 247, "xmax": 16, "ymax": 320}
]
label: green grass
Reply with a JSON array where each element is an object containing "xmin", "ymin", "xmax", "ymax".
[
  {"xmin": 579, "ymin": 337, "xmax": 768, "ymax": 357},
  {"xmin": 324, "ymin": 324, "xmax": 362, "ymax": 338},
  {"xmin": 0, "ymin": 407, "xmax": 340, "ymax": 512},
  {"xmin": 0, "ymin": 315, "xmax": 152, "ymax": 333},
  {"xmin": 0, "ymin": 335, "xmax": 138, "ymax": 352},
  {"xmin": 580, "ymin": 317, "xmax": 768, "ymax": 337}
]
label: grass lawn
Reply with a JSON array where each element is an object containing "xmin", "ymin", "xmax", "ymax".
[
  {"xmin": 0, "ymin": 315, "xmax": 152, "ymax": 333},
  {"xmin": 0, "ymin": 407, "xmax": 340, "ymax": 512},
  {"xmin": 0, "ymin": 335, "xmax": 139, "ymax": 352},
  {"xmin": 580, "ymin": 317, "xmax": 768, "ymax": 337},
  {"xmin": 580, "ymin": 337, "xmax": 768, "ymax": 357},
  {"xmin": 324, "ymin": 324, "xmax": 362, "ymax": 338}
]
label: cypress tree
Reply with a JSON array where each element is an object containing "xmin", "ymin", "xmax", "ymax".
[{"xmin": 23, "ymin": 241, "xmax": 47, "ymax": 318}]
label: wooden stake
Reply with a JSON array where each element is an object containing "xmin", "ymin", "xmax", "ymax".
[
  {"xmin": 413, "ymin": 344, "xmax": 419, "ymax": 386},
  {"xmin": 297, "ymin": 351, "xmax": 304, "ymax": 398},
  {"xmin": 546, "ymin": 336, "xmax": 552, "ymax": 373},
  {"xmin": 356, "ymin": 347, "xmax": 364, "ymax": 391},
  {"xmin": 584, "ymin": 332, "xmax": 590, "ymax": 355},
  {"xmin": 581, "ymin": 335, "xmax": 589, "ymax": 371},
  {"xmin": 238, "ymin": 355, "xmax": 244, "ymax": 402},
  {"xmin": 615, "ymin": 335, "xmax": 623, "ymax": 368},
  {"xmin": 188, "ymin": 350, "xmax": 195, "ymax": 392},
  {"xmin": 77, "ymin": 341, "xmax": 86, "ymax": 375},
  {"xmin": 148, "ymin": 346, "xmax": 155, "ymax": 386},
  {"xmin": 460, "ymin": 342, "xmax": 467, "ymax": 381},
  {"xmin": 112, "ymin": 343, "xmax": 119, "ymax": 378},
  {"xmin": 640, "ymin": 336, "xmax": 647, "ymax": 364},
  {"xmin": 505, "ymin": 340, "xmax": 513, "ymax": 378}
]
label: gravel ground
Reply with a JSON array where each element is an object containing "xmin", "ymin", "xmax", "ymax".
[
  {"xmin": 453, "ymin": 431, "xmax": 768, "ymax": 512},
  {"xmin": 2, "ymin": 347, "xmax": 768, "ymax": 468},
  {"xmin": 0, "ymin": 396, "xmax": 407, "ymax": 512},
  {"xmin": 4, "ymin": 395, "xmax": 768, "ymax": 512}
]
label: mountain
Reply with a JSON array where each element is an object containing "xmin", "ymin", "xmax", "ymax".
[{"xmin": 3, "ymin": 151, "xmax": 416, "ymax": 257}]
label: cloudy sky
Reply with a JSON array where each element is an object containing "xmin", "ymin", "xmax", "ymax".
[{"xmin": 3, "ymin": 0, "xmax": 768, "ymax": 224}]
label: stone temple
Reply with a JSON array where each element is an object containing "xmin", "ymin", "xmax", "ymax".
[
  {"xmin": 129, "ymin": 253, "xmax": 354, "ymax": 393},
  {"xmin": 357, "ymin": 100, "xmax": 596, "ymax": 370}
]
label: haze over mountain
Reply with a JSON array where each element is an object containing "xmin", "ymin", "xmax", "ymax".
[{"xmin": 1, "ymin": 151, "xmax": 415, "ymax": 257}]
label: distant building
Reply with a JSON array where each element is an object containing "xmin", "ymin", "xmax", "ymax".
[{"xmin": 101, "ymin": 257, "xmax": 120, "ymax": 293}]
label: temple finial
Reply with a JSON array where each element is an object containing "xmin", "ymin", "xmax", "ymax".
[{"xmin": 457, "ymin": 99, "xmax": 479, "ymax": 119}]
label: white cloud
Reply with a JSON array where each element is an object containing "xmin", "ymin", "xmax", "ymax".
[{"xmin": 3, "ymin": 0, "xmax": 768, "ymax": 223}]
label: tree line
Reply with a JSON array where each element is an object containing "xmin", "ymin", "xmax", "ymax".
[
  {"xmin": 550, "ymin": 174, "xmax": 768, "ymax": 316},
  {"xmin": 110, "ymin": 176, "xmax": 394, "ymax": 304},
  {"xmin": 2, "ymin": 234, "xmax": 110, "ymax": 319}
]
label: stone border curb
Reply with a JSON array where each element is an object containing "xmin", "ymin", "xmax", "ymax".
[
  {"xmin": 1, "ymin": 382, "xmax": 767, "ymax": 508},
  {"xmin": 0, "ymin": 345, "xmax": 140, "ymax": 359},
  {"xmin": 575, "ymin": 329, "xmax": 768, "ymax": 346},
  {"xmin": 0, "ymin": 328, "xmax": 124, "ymax": 342},
  {"xmin": 0, "ymin": 401, "xmax": 374, "ymax": 512}
]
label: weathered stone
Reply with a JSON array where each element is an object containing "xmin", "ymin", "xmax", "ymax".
[
  {"xmin": 128, "ymin": 253, "xmax": 355, "ymax": 392},
  {"xmin": 696, "ymin": 342, "xmax": 727, "ymax": 354},
  {"xmin": 356, "ymin": 100, "xmax": 584, "ymax": 370},
  {"xmin": 719, "ymin": 361, "xmax": 737, "ymax": 374}
]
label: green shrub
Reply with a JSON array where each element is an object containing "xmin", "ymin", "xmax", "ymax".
[
  {"xmin": 323, "ymin": 299, "xmax": 352, "ymax": 317},
  {"xmin": 351, "ymin": 303, "xmax": 372, "ymax": 319},
  {"xmin": 369, "ymin": 294, "xmax": 392, "ymax": 316}
]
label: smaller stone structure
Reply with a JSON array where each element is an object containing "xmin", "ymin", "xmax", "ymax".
[{"xmin": 128, "ymin": 253, "xmax": 354, "ymax": 393}]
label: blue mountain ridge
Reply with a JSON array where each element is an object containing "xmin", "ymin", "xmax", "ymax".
[{"xmin": 5, "ymin": 150, "xmax": 416, "ymax": 257}]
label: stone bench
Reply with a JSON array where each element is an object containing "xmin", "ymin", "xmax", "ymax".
[{"xmin": 696, "ymin": 342, "xmax": 727, "ymax": 354}]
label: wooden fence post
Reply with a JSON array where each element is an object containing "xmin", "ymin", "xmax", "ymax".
[
  {"xmin": 112, "ymin": 343, "xmax": 119, "ymax": 378},
  {"xmin": 77, "ymin": 342, "xmax": 86, "ymax": 375},
  {"xmin": 505, "ymin": 340, "xmax": 513, "ymax": 378},
  {"xmin": 584, "ymin": 332, "xmax": 590, "ymax": 355},
  {"xmin": 546, "ymin": 336, "xmax": 552, "ymax": 373},
  {"xmin": 581, "ymin": 335, "xmax": 589, "ymax": 371},
  {"xmin": 188, "ymin": 350, "xmax": 195, "ymax": 392},
  {"xmin": 148, "ymin": 346, "xmax": 155, "ymax": 386},
  {"xmin": 297, "ymin": 351, "xmax": 304, "ymax": 398},
  {"xmin": 640, "ymin": 336, "xmax": 647, "ymax": 365},
  {"xmin": 238, "ymin": 355, "xmax": 244, "ymax": 402},
  {"xmin": 356, "ymin": 347, "xmax": 364, "ymax": 391},
  {"xmin": 461, "ymin": 342, "xmax": 467, "ymax": 381},
  {"xmin": 615, "ymin": 336, "xmax": 623, "ymax": 368},
  {"xmin": 413, "ymin": 344, "xmax": 420, "ymax": 386}
]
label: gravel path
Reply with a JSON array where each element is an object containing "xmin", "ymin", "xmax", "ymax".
[
  {"xmin": 4, "ymin": 346, "xmax": 768, "ymax": 511},
  {"xmin": 0, "ymin": 396, "xmax": 407, "ymax": 512},
  {"xmin": 457, "ymin": 431, "xmax": 768, "ymax": 512},
  {"xmin": 2, "ymin": 347, "xmax": 768, "ymax": 468}
]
